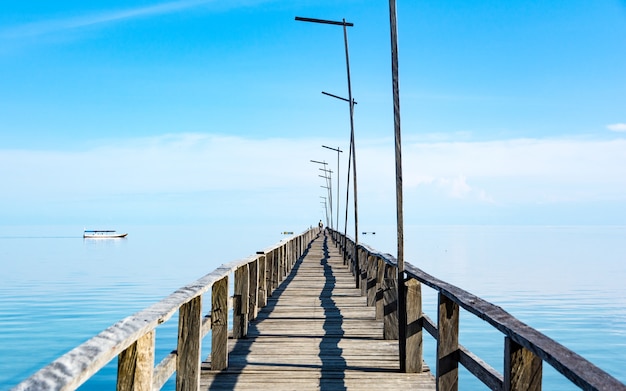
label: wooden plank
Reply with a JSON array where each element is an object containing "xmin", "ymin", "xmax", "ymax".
[
  {"xmin": 504, "ymin": 336, "xmax": 542, "ymax": 391},
  {"xmin": 249, "ymin": 259, "xmax": 259, "ymax": 320},
  {"xmin": 201, "ymin": 233, "xmax": 435, "ymax": 390},
  {"xmin": 257, "ymin": 254, "xmax": 267, "ymax": 308},
  {"xmin": 211, "ymin": 276, "xmax": 229, "ymax": 371},
  {"xmin": 406, "ymin": 278, "xmax": 423, "ymax": 373},
  {"xmin": 366, "ymin": 253, "xmax": 377, "ymax": 306},
  {"xmin": 117, "ymin": 330, "xmax": 155, "ymax": 391},
  {"xmin": 459, "ymin": 346, "xmax": 503, "ymax": 391},
  {"xmin": 383, "ymin": 265, "xmax": 399, "ymax": 340},
  {"xmin": 233, "ymin": 265, "xmax": 249, "ymax": 339},
  {"xmin": 437, "ymin": 292, "xmax": 459, "ymax": 391},
  {"xmin": 177, "ymin": 295, "xmax": 202, "ymax": 391}
]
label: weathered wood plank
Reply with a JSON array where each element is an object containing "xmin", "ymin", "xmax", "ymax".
[
  {"xmin": 437, "ymin": 292, "xmax": 459, "ymax": 391},
  {"xmin": 201, "ymin": 232, "xmax": 435, "ymax": 390},
  {"xmin": 383, "ymin": 265, "xmax": 399, "ymax": 340},
  {"xmin": 504, "ymin": 336, "xmax": 542, "ymax": 391},
  {"xmin": 211, "ymin": 276, "xmax": 229, "ymax": 371},
  {"xmin": 257, "ymin": 254, "xmax": 267, "ymax": 308},
  {"xmin": 117, "ymin": 330, "xmax": 155, "ymax": 391},
  {"xmin": 233, "ymin": 265, "xmax": 249, "ymax": 339},
  {"xmin": 248, "ymin": 259, "xmax": 259, "ymax": 320},
  {"xmin": 406, "ymin": 278, "xmax": 423, "ymax": 373},
  {"xmin": 177, "ymin": 295, "xmax": 201, "ymax": 391}
]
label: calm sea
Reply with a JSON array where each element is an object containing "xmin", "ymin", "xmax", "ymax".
[{"xmin": 1, "ymin": 224, "xmax": 625, "ymax": 390}]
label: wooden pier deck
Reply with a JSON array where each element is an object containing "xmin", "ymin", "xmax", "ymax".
[{"xmin": 200, "ymin": 232, "xmax": 436, "ymax": 390}]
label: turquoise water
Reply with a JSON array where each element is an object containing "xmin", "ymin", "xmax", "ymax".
[{"xmin": 1, "ymin": 225, "xmax": 625, "ymax": 389}]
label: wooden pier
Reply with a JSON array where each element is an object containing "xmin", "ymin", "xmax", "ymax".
[
  {"xmin": 200, "ymin": 231, "xmax": 435, "ymax": 390},
  {"xmin": 12, "ymin": 226, "xmax": 626, "ymax": 391}
]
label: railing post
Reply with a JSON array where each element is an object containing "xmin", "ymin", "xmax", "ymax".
[
  {"xmin": 233, "ymin": 265, "xmax": 249, "ymax": 339},
  {"xmin": 177, "ymin": 295, "xmax": 202, "ymax": 391},
  {"xmin": 265, "ymin": 251, "xmax": 272, "ymax": 297},
  {"xmin": 278, "ymin": 245, "xmax": 285, "ymax": 280},
  {"xmin": 257, "ymin": 253, "xmax": 267, "ymax": 308},
  {"xmin": 117, "ymin": 330, "xmax": 155, "ymax": 391},
  {"xmin": 406, "ymin": 278, "xmax": 423, "ymax": 373},
  {"xmin": 383, "ymin": 264, "xmax": 399, "ymax": 339},
  {"xmin": 211, "ymin": 276, "xmax": 229, "ymax": 371},
  {"xmin": 366, "ymin": 253, "xmax": 377, "ymax": 306},
  {"xmin": 504, "ymin": 336, "xmax": 542, "ymax": 391},
  {"xmin": 437, "ymin": 293, "xmax": 459, "ymax": 391},
  {"xmin": 249, "ymin": 259, "xmax": 259, "ymax": 320},
  {"xmin": 359, "ymin": 249, "xmax": 367, "ymax": 296},
  {"xmin": 375, "ymin": 257, "xmax": 385, "ymax": 320}
]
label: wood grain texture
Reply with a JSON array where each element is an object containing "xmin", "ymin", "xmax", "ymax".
[
  {"xmin": 177, "ymin": 295, "xmax": 202, "ymax": 391},
  {"xmin": 406, "ymin": 278, "xmax": 423, "ymax": 373},
  {"xmin": 437, "ymin": 293, "xmax": 459, "ymax": 391},
  {"xmin": 211, "ymin": 276, "xmax": 229, "ymax": 371},
  {"xmin": 201, "ymin": 232, "xmax": 434, "ymax": 390},
  {"xmin": 117, "ymin": 330, "xmax": 155, "ymax": 391},
  {"xmin": 504, "ymin": 336, "xmax": 542, "ymax": 391},
  {"xmin": 233, "ymin": 265, "xmax": 249, "ymax": 339}
]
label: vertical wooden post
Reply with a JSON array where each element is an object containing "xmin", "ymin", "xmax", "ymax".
[
  {"xmin": 211, "ymin": 276, "xmax": 228, "ymax": 371},
  {"xmin": 504, "ymin": 337, "xmax": 542, "ymax": 391},
  {"xmin": 117, "ymin": 330, "xmax": 155, "ymax": 391},
  {"xmin": 437, "ymin": 293, "xmax": 459, "ymax": 391},
  {"xmin": 266, "ymin": 250, "xmax": 274, "ymax": 296},
  {"xmin": 383, "ymin": 265, "xmax": 399, "ymax": 339},
  {"xmin": 249, "ymin": 259, "xmax": 259, "ymax": 320},
  {"xmin": 375, "ymin": 257, "xmax": 385, "ymax": 320},
  {"xmin": 285, "ymin": 242, "xmax": 291, "ymax": 274},
  {"xmin": 366, "ymin": 254, "xmax": 377, "ymax": 306},
  {"xmin": 406, "ymin": 278, "xmax": 423, "ymax": 373},
  {"xmin": 360, "ymin": 250, "xmax": 367, "ymax": 296},
  {"xmin": 257, "ymin": 254, "xmax": 267, "ymax": 308},
  {"xmin": 278, "ymin": 246, "xmax": 284, "ymax": 281},
  {"xmin": 177, "ymin": 295, "xmax": 202, "ymax": 391},
  {"xmin": 354, "ymin": 244, "xmax": 360, "ymax": 288},
  {"xmin": 233, "ymin": 265, "xmax": 249, "ymax": 339}
]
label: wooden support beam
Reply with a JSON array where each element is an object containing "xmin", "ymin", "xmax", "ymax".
[
  {"xmin": 360, "ymin": 250, "xmax": 367, "ymax": 296},
  {"xmin": 383, "ymin": 265, "xmax": 399, "ymax": 340},
  {"xmin": 258, "ymin": 254, "xmax": 267, "ymax": 307},
  {"xmin": 366, "ymin": 253, "xmax": 377, "ymax": 306},
  {"xmin": 437, "ymin": 293, "xmax": 459, "ymax": 391},
  {"xmin": 375, "ymin": 257, "xmax": 385, "ymax": 320},
  {"xmin": 177, "ymin": 295, "xmax": 202, "ymax": 391},
  {"xmin": 405, "ymin": 278, "xmax": 423, "ymax": 373},
  {"xmin": 504, "ymin": 336, "xmax": 542, "ymax": 391},
  {"xmin": 211, "ymin": 276, "xmax": 228, "ymax": 371},
  {"xmin": 117, "ymin": 330, "xmax": 155, "ymax": 391},
  {"xmin": 249, "ymin": 259, "xmax": 259, "ymax": 320},
  {"xmin": 233, "ymin": 264, "xmax": 250, "ymax": 339}
]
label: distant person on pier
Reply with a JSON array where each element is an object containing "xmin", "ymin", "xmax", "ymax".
[{"xmin": 318, "ymin": 220, "xmax": 324, "ymax": 233}]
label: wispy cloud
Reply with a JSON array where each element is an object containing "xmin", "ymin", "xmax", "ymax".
[
  {"xmin": 2, "ymin": 133, "xmax": 626, "ymax": 224},
  {"xmin": 607, "ymin": 123, "xmax": 626, "ymax": 132},
  {"xmin": 1, "ymin": 0, "xmax": 216, "ymax": 39}
]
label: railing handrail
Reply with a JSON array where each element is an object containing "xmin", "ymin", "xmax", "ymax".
[
  {"xmin": 331, "ymin": 228, "xmax": 626, "ymax": 391},
  {"xmin": 12, "ymin": 227, "xmax": 317, "ymax": 391}
]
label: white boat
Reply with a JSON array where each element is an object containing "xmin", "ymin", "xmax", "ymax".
[{"xmin": 83, "ymin": 230, "xmax": 128, "ymax": 239}]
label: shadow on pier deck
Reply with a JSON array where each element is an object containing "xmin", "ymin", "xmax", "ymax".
[{"xmin": 201, "ymin": 232, "xmax": 435, "ymax": 390}]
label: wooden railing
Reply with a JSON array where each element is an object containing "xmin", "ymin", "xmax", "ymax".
[
  {"xmin": 329, "ymin": 228, "xmax": 626, "ymax": 391},
  {"xmin": 12, "ymin": 228, "xmax": 317, "ymax": 391}
]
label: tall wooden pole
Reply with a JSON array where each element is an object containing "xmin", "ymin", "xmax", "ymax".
[
  {"xmin": 342, "ymin": 19, "xmax": 359, "ymax": 286},
  {"xmin": 389, "ymin": 0, "xmax": 407, "ymax": 372}
]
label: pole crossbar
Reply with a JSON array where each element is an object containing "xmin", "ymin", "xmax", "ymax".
[{"xmin": 295, "ymin": 16, "xmax": 354, "ymax": 27}]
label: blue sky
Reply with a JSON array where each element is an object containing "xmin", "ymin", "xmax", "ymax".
[{"xmin": 1, "ymin": 0, "xmax": 625, "ymax": 232}]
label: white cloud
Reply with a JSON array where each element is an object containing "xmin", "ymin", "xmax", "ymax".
[
  {"xmin": 607, "ymin": 123, "xmax": 626, "ymax": 132},
  {"xmin": 0, "ymin": 0, "xmax": 251, "ymax": 39},
  {"xmin": 2, "ymin": 133, "xmax": 626, "ymax": 224}
]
